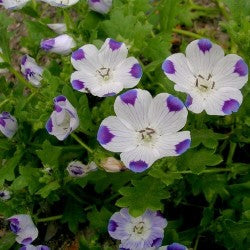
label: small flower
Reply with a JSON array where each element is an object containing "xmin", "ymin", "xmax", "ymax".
[
  {"xmin": 88, "ymin": 0, "xmax": 112, "ymax": 14},
  {"xmin": 20, "ymin": 245, "xmax": 50, "ymax": 250},
  {"xmin": 8, "ymin": 214, "xmax": 38, "ymax": 245},
  {"xmin": 47, "ymin": 23, "xmax": 67, "ymax": 34},
  {"xmin": 20, "ymin": 55, "xmax": 43, "ymax": 87},
  {"xmin": 97, "ymin": 89, "xmax": 190, "ymax": 172},
  {"xmin": 108, "ymin": 209, "xmax": 167, "ymax": 249},
  {"xmin": 41, "ymin": 0, "xmax": 79, "ymax": 7},
  {"xmin": 0, "ymin": 0, "xmax": 29, "ymax": 9},
  {"xmin": 0, "ymin": 48, "xmax": 8, "ymax": 73},
  {"xmin": 67, "ymin": 160, "xmax": 97, "ymax": 177},
  {"xmin": 71, "ymin": 38, "xmax": 142, "ymax": 97},
  {"xmin": 0, "ymin": 112, "xmax": 18, "ymax": 139},
  {"xmin": 159, "ymin": 243, "xmax": 188, "ymax": 250},
  {"xmin": 101, "ymin": 157, "xmax": 126, "ymax": 172},
  {"xmin": 162, "ymin": 38, "xmax": 248, "ymax": 116},
  {"xmin": 0, "ymin": 190, "xmax": 11, "ymax": 200},
  {"xmin": 40, "ymin": 34, "xmax": 76, "ymax": 55},
  {"xmin": 45, "ymin": 96, "xmax": 79, "ymax": 141}
]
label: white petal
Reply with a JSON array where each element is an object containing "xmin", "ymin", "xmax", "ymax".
[
  {"xmin": 212, "ymin": 54, "xmax": 248, "ymax": 89},
  {"xmin": 47, "ymin": 23, "xmax": 67, "ymax": 34},
  {"xmin": 184, "ymin": 91, "xmax": 205, "ymax": 114},
  {"xmin": 52, "ymin": 34, "xmax": 76, "ymax": 55},
  {"xmin": 91, "ymin": 81, "xmax": 124, "ymax": 97},
  {"xmin": 88, "ymin": 0, "xmax": 112, "ymax": 14},
  {"xmin": 1, "ymin": 0, "xmax": 29, "ymax": 9}
]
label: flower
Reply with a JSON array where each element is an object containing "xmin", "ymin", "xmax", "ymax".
[
  {"xmin": 47, "ymin": 23, "xmax": 67, "ymax": 34},
  {"xmin": 67, "ymin": 160, "xmax": 97, "ymax": 177},
  {"xmin": 21, "ymin": 55, "xmax": 43, "ymax": 87},
  {"xmin": 45, "ymin": 96, "xmax": 79, "ymax": 141},
  {"xmin": 101, "ymin": 157, "xmax": 126, "ymax": 172},
  {"xmin": 41, "ymin": 34, "xmax": 76, "ymax": 55},
  {"xmin": 0, "ymin": 190, "xmax": 11, "ymax": 200},
  {"xmin": 0, "ymin": 0, "xmax": 29, "ymax": 9},
  {"xmin": 0, "ymin": 112, "xmax": 18, "ymax": 139},
  {"xmin": 162, "ymin": 38, "xmax": 248, "ymax": 116},
  {"xmin": 97, "ymin": 89, "xmax": 190, "ymax": 172},
  {"xmin": 108, "ymin": 209, "xmax": 167, "ymax": 249},
  {"xmin": 0, "ymin": 48, "xmax": 8, "ymax": 73},
  {"xmin": 40, "ymin": 0, "xmax": 79, "ymax": 7},
  {"xmin": 158, "ymin": 243, "xmax": 188, "ymax": 250},
  {"xmin": 8, "ymin": 214, "xmax": 38, "ymax": 245},
  {"xmin": 70, "ymin": 38, "xmax": 142, "ymax": 97},
  {"xmin": 20, "ymin": 245, "xmax": 50, "ymax": 250},
  {"xmin": 88, "ymin": 0, "xmax": 112, "ymax": 14}
]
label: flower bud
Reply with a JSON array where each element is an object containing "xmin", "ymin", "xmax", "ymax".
[
  {"xmin": 88, "ymin": 0, "xmax": 112, "ymax": 14},
  {"xmin": 101, "ymin": 157, "xmax": 125, "ymax": 172},
  {"xmin": 67, "ymin": 160, "xmax": 97, "ymax": 177},
  {"xmin": 0, "ymin": 190, "xmax": 10, "ymax": 200},
  {"xmin": 0, "ymin": 112, "xmax": 18, "ymax": 139},
  {"xmin": 0, "ymin": 0, "xmax": 29, "ymax": 9},
  {"xmin": 47, "ymin": 23, "xmax": 67, "ymax": 34}
]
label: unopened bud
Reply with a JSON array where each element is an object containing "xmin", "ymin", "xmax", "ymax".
[{"xmin": 101, "ymin": 157, "xmax": 126, "ymax": 173}]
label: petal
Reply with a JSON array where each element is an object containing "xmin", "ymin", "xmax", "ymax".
[
  {"xmin": 114, "ymin": 57, "xmax": 142, "ymax": 88},
  {"xmin": 114, "ymin": 89, "xmax": 153, "ymax": 130},
  {"xmin": 148, "ymin": 93, "xmax": 188, "ymax": 134},
  {"xmin": 184, "ymin": 91, "xmax": 205, "ymax": 114},
  {"xmin": 97, "ymin": 116, "xmax": 137, "ymax": 152},
  {"xmin": 212, "ymin": 54, "xmax": 248, "ymax": 89},
  {"xmin": 186, "ymin": 39, "xmax": 224, "ymax": 78},
  {"xmin": 91, "ymin": 81, "xmax": 124, "ymax": 97},
  {"xmin": 15, "ymin": 226, "xmax": 38, "ymax": 245},
  {"xmin": 204, "ymin": 87, "xmax": 243, "ymax": 115}
]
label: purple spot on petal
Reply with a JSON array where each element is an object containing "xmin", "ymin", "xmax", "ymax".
[
  {"xmin": 54, "ymin": 105, "xmax": 62, "ymax": 112},
  {"xmin": 9, "ymin": 218, "xmax": 20, "ymax": 234},
  {"xmin": 71, "ymin": 80, "xmax": 85, "ymax": 90},
  {"xmin": 108, "ymin": 220, "xmax": 118, "ymax": 232},
  {"xmin": 24, "ymin": 68, "xmax": 34, "ymax": 80},
  {"xmin": 41, "ymin": 39, "xmax": 55, "ymax": 51},
  {"xmin": 69, "ymin": 166, "xmax": 84, "ymax": 176},
  {"xmin": 21, "ymin": 237, "xmax": 32, "ymax": 245},
  {"xmin": 54, "ymin": 95, "xmax": 66, "ymax": 103},
  {"xmin": 129, "ymin": 160, "xmax": 148, "ymax": 173},
  {"xmin": 233, "ymin": 59, "xmax": 248, "ymax": 77},
  {"xmin": 120, "ymin": 89, "xmax": 137, "ymax": 106},
  {"xmin": 46, "ymin": 118, "xmax": 53, "ymax": 133},
  {"xmin": 97, "ymin": 125, "xmax": 115, "ymax": 145},
  {"xmin": 175, "ymin": 139, "xmax": 191, "ymax": 155},
  {"xmin": 21, "ymin": 55, "xmax": 27, "ymax": 65},
  {"xmin": 109, "ymin": 39, "xmax": 122, "ymax": 51},
  {"xmin": 198, "ymin": 39, "xmax": 212, "ymax": 54},
  {"xmin": 72, "ymin": 49, "xmax": 85, "ymax": 61},
  {"xmin": 222, "ymin": 99, "xmax": 240, "ymax": 115},
  {"xmin": 167, "ymin": 243, "xmax": 187, "ymax": 250},
  {"xmin": 90, "ymin": 0, "xmax": 100, "ymax": 2},
  {"xmin": 185, "ymin": 94, "xmax": 193, "ymax": 107},
  {"xmin": 103, "ymin": 92, "xmax": 116, "ymax": 97},
  {"xmin": 129, "ymin": 63, "xmax": 142, "ymax": 78},
  {"xmin": 0, "ymin": 118, "xmax": 6, "ymax": 127},
  {"xmin": 151, "ymin": 238, "xmax": 163, "ymax": 247},
  {"xmin": 162, "ymin": 59, "xmax": 176, "ymax": 74},
  {"xmin": 156, "ymin": 211, "xmax": 164, "ymax": 218},
  {"xmin": 38, "ymin": 246, "xmax": 50, "ymax": 250},
  {"xmin": 166, "ymin": 95, "xmax": 184, "ymax": 112}
]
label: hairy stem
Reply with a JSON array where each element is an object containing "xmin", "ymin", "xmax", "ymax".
[
  {"xmin": 71, "ymin": 133, "xmax": 94, "ymax": 154},
  {"xmin": 172, "ymin": 28, "xmax": 203, "ymax": 39},
  {"xmin": 37, "ymin": 215, "xmax": 63, "ymax": 223}
]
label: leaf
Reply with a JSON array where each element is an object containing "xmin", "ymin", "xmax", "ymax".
[
  {"xmin": 0, "ymin": 232, "xmax": 16, "ymax": 250},
  {"xmin": 36, "ymin": 181, "xmax": 60, "ymax": 198},
  {"xmin": 116, "ymin": 176, "xmax": 169, "ymax": 217}
]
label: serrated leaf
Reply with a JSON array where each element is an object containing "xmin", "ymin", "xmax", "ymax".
[{"xmin": 36, "ymin": 181, "xmax": 60, "ymax": 198}]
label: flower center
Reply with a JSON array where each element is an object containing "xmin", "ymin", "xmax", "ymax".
[
  {"xmin": 57, "ymin": 111, "xmax": 71, "ymax": 131},
  {"xmin": 97, "ymin": 67, "xmax": 111, "ymax": 81},
  {"xmin": 139, "ymin": 127, "xmax": 156, "ymax": 142},
  {"xmin": 133, "ymin": 222, "xmax": 144, "ymax": 235},
  {"xmin": 195, "ymin": 74, "xmax": 215, "ymax": 92}
]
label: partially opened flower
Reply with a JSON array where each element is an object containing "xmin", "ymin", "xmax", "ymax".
[
  {"xmin": 0, "ymin": 0, "xmax": 29, "ymax": 9},
  {"xmin": 0, "ymin": 190, "xmax": 11, "ymax": 200},
  {"xmin": 8, "ymin": 214, "xmax": 38, "ymax": 245},
  {"xmin": 67, "ymin": 160, "xmax": 97, "ymax": 177},
  {"xmin": 46, "ymin": 96, "xmax": 79, "ymax": 141},
  {"xmin": 71, "ymin": 38, "xmax": 142, "ymax": 97},
  {"xmin": 20, "ymin": 245, "xmax": 50, "ymax": 250},
  {"xmin": 0, "ymin": 48, "xmax": 8, "ymax": 73},
  {"xmin": 108, "ymin": 209, "xmax": 167, "ymax": 249},
  {"xmin": 21, "ymin": 55, "xmax": 43, "ymax": 87},
  {"xmin": 41, "ymin": 34, "xmax": 76, "ymax": 55},
  {"xmin": 41, "ymin": 0, "xmax": 79, "ymax": 7},
  {"xmin": 97, "ymin": 89, "xmax": 190, "ymax": 172},
  {"xmin": 162, "ymin": 38, "xmax": 248, "ymax": 116},
  {"xmin": 0, "ymin": 112, "xmax": 18, "ymax": 139},
  {"xmin": 47, "ymin": 23, "xmax": 67, "ymax": 34},
  {"xmin": 159, "ymin": 243, "xmax": 188, "ymax": 250},
  {"xmin": 88, "ymin": 0, "xmax": 112, "ymax": 14}
]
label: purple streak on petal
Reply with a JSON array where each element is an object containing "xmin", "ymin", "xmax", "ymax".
[
  {"xmin": 37, "ymin": 246, "xmax": 50, "ymax": 250},
  {"xmin": 41, "ymin": 39, "xmax": 55, "ymax": 51},
  {"xmin": 97, "ymin": 125, "xmax": 115, "ymax": 145},
  {"xmin": 71, "ymin": 80, "xmax": 85, "ymax": 90},
  {"xmin": 72, "ymin": 49, "xmax": 85, "ymax": 60},
  {"xmin": 69, "ymin": 166, "xmax": 84, "ymax": 176},
  {"xmin": 151, "ymin": 238, "xmax": 163, "ymax": 247},
  {"xmin": 0, "ymin": 118, "xmax": 6, "ymax": 127},
  {"xmin": 54, "ymin": 105, "xmax": 62, "ymax": 112},
  {"xmin": 9, "ymin": 218, "xmax": 20, "ymax": 234},
  {"xmin": 24, "ymin": 68, "xmax": 34, "ymax": 80},
  {"xmin": 156, "ymin": 211, "xmax": 164, "ymax": 218},
  {"xmin": 108, "ymin": 220, "xmax": 118, "ymax": 232},
  {"xmin": 129, "ymin": 63, "xmax": 142, "ymax": 78},
  {"xmin": 120, "ymin": 89, "xmax": 137, "ymax": 106},
  {"xmin": 129, "ymin": 160, "xmax": 148, "ymax": 173},
  {"xmin": 90, "ymin": 0, "xmax": 100, "ymax": 2},
  {"xmin": 166, "ymin": 95, "xmax": 184, "ymax": 112},
  {"xmin": 162, "ymin": 59, "xmax": 176, "ymax": 74},
  {"xmin": 222, "ymin": 99, "xmax": 240, "ymax": 115},
  {"xmin": 185, "ymin": 94, "xmax": 193, "ymax": 107},
  {"xmin": 233, "ymin": 59, "xmax": 248, "ymax": 77},
  {"xmin": 197, "ymin": 38, "xmax": 212, "ymax": 54},
  {"xmin": 175, "ymin": 139, "xmax": 191, "ymax": 155},
  {"xmin": 109, "ymin": 39, "xmax": 122, "ymax": 51},
  {"xmin": 46, "ymin": 118, "xmax": 53, "ymax": 133},
  {"xmin": 167, "ymin": 243, "xmax": 187, "ymax": 250},
  {"xmin": 21, "ymin": 55, "xmax": 27, "ymax": 65},
  {"xmin": 21, "ymin": 237, "xmax": 33, "ymax": 245},
  {"xmin": 54, "ymin": 95, "xmax": 66, "ymax": 103},
  {"xmin": 103, "ymin": 92, "xmax": 116, "ymax": 97}
]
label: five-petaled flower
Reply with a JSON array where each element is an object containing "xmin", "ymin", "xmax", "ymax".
[
  {"xmin": 159, "ymin": 243, "xmax": 188, "ymax": 250},
  {"xmin": 162, "ymin": 38, "xmax": 248, "ymax": 116},
  {"xmin": 71, "ymin": 38, "xmax": 142, "ymax": 97},
  {"xmin": 97, "ymin": 89, "xmax": 191, "ymax": 173},
  {"xmin": 0, "ymin": 112, "xmax": 18, "ymax": 139},
  {"xmin": 67, "ymin": 160, "xmax": 97, "ymax": 177},
  {"xmin": 8, "ymin": 214, "xmax": 38, "ymax": 245},
  {"xmin": 108, "ymin": 208, "xmax": 167, "ymax": 249},
  {"xmin": 45, "ymin": 96, "xmax": 79, "ymax": 141},
  {"xmin": 88, "ymin": 0, "xmax": 112, "ymax": 14},
  {"xmin": 21, "ymin": 55, "xmax": 43, "ymax": 87},
  {"xmin": 0, "ymin": 0, "xmax": 29, "ymax": 9}
]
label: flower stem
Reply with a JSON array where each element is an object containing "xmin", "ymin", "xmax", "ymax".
[
  {"xmin": 0, "ymin": 98, "xmax": 10, "ymax": 109},
  {"xmin": 37, "ymin": 215, "xmax": 63, "ymax": 223},
  {"xmin": 172, "ymin": 28, "xmax": 203, "ymax": 39},
  {"xmin": 226, "ymin": 142, "xmax": 237, "ymax": 164},
  {"xmin": 173, "ymin": 168, "xmax": 232, "ymax": 175},
  {"xmin": 71, "ymin": 133, "xmax": 94, "ymax": 154}
]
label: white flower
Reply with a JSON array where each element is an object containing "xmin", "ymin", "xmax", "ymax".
[
  {"xmin": 47, "ymin": 23, "xmax": 67, "ymax": 34},
  {"xmin": 46, "ymin": 96, "xmax": 79, "ymax": 141},
  {"xmin": 67, "ymin": 160, "xmax": 97, "ymax": 177},
  {"xmin": 71, "ymin": 38, "xmax": 142, "ymax": 97},
  {"xmin": 20, "ymin": 55, "xmax": 43, "ymax": 87},
  {"xmin": 0, "ymin": 0, "xmax": 29, "ymax": 9},
  {"xmin": 0, "ymin": 190, "xmax": 11, "ymax": 200},
  {"xmin": 40, "ymin": 34, "xmax": 76, "ymax": 55},
  {"xmin": 40, "ymin": 0, "xmax": 79, "ymax": 7},
  {"xmin": 0, "ymin": 112, "xmax": 18, "ymax": 139},
  {"xmin": 162, "ymin": 38, "xmax": 249, "ymax": 116},
  {"xmin": 88, "ymin": 0, "xmax": 112, "ymax": 14},
  {"xmin": 0, "ymin": 48, "xmax": 8, "ymax": 73},
  {"xmin": 97, "ymin": 89, "xmax": 191, "ymax": 172}
]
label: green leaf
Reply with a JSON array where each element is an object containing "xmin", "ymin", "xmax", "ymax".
[
  {"xmin": 116, "ymin": 176, "xmax": 169, "ymax": 217},
  {"xmin": 36, "ymin": 181, "xmax": 60, "ymax": 198},
  {"xmin": 0, "ymin": 232, "xmax": 16, "ymax": 250}
]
